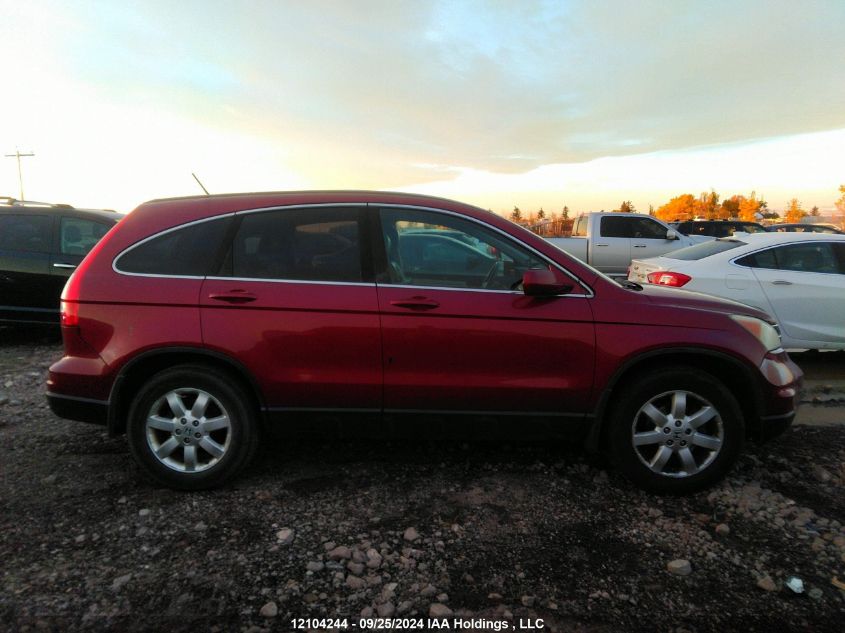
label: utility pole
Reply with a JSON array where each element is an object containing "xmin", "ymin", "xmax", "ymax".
[{"xmin": 4, "ymin": 149, "xmax": 35, "ymax": 200}]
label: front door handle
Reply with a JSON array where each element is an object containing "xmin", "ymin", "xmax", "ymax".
[
  {"xmin": 771, "ymin": 280, "xmax": 792, "ymax": 285},
  {"xmin": 633, "ymin": 244, "xmax": 647, "ymax": 248},
  {"xmin": 209, "ymin": 290, "xmax": 257, "ymax": 303},
  {"xmin": 53, "ymin": 263, "xmax": 77, "ymax": 269},
  {"xmin": 390, "ymin": 296, "xmax": 440, "ymax": 310}
]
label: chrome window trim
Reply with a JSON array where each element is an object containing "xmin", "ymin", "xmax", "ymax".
[
  {"xmin": 729, "ymin": 239, "xmax": 844, "ymax": 277},
  {"xmin": 112, "ymin": 201, "xmax": 595, "ymax": 297},
  {"xmin": 205, "ymin": 276, "xmax": 375, "ymax": 288},
  {"xmin": 376, "ymin": 203, "xmax": 594, "ymax": 298},
  {"xmin": 112, "ymin": 203, "xmax": 367, "ymax": 279},
  {"xmin": 113, "ymin": 212, "xmax": 238, "ymax": 278}
]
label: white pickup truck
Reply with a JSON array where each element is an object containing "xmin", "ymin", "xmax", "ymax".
[{"xmin": 547, "ymin": 212, "xmax": 702, "ymax": 277}]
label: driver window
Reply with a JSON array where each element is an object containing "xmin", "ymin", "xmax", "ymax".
[{"xmin": 379, "ymin": 208, "xmax": 547, "ymax": 290}]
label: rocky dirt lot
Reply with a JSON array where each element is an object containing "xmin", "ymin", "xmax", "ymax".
[{"xmin": 1, "ymin": 329, "xmax": 844, "ymax": 632}]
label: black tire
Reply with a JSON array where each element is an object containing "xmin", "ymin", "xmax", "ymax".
[
  {"xmin": 127, "ymin": 364, "xmax": 259, "ymax": 490},
  {"xmin": 607, "ymin": 367, "xmax": 744, "ymax": 494}
]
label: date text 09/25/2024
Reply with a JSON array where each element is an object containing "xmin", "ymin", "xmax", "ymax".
[{"xmin": 291, "ymin": 617, "xmax": 546, "ymax": 630}]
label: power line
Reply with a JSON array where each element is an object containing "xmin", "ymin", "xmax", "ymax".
[{"xmin": 4, "ymin": 149, "xmax": 35, "ymax": 200}]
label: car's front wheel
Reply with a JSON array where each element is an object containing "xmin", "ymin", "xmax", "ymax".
[
  {"xmin": 608, "ymin": 367, "xmax": 744, "ymax": 493},
  {"xmin": 127, "ymin": 365, "xmax": 259, "ymax": 490}
]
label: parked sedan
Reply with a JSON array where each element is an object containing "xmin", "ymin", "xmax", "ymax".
[{"xmin": 628, "ymin": 233, "xmax": 845, "ymax": 350}]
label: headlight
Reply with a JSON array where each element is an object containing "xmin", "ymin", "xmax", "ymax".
[{"xmin": 730, "ymin": 315, "xmax": 783, "ymax": 352}]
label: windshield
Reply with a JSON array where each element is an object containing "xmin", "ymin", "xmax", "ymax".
[{"xmin": 662, "ymin": 238, "xmax": 746, "ymax": 261}]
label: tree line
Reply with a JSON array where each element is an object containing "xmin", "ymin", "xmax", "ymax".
[{"xmin": 509, "ymin": 184, "xmax": 845, "ymax": 236}]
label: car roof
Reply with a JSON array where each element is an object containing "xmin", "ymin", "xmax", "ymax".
[
  {"xmin": 0, "ymin": 199, "xmax": 119, "ymax": 221},
  {"xmin": 718, "ymin": 232, "xmax": 845, "ymax": 246}
]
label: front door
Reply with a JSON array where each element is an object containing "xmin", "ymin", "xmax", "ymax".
[
  {"xmin": 375, "ymin": 206, "xmax": 595, "ymax": 416},
  {"xmin": 751, "ymin": 241, "xmax": 845, "ymax": 346}
]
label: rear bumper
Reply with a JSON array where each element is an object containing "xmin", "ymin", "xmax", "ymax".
[{"xmin": 46, "ymin": 392, "xmax": 108, "ymax": 426}]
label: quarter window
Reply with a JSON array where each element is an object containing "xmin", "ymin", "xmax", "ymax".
[
  {"xmin": 115, "ymin": 217, "xmax": 232, "ymax": 276},
  {"xmin": 227, "ymin": 207, "xmax": 364, "ymax": 282},
  {"xmin": 0, "ymin": 214, "xmax": 52, "ymax": 253},
  {"xmin": 379, "ymin": 208, "xmax": 550, "ymax": 291}
]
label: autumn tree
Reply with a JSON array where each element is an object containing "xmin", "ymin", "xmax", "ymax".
[
  {"xmin": 738, "ymin": 191, "xmax": 765, "ymax": 222},
  {"xmin": 697, "ymin": 190, "xmax": 720, "ymax": 219},
  {"xmin": 784, "ymin": 198, "xmax": 806, "ymax": 224},
  {"xmin": 655, "ymin": 194, "xmax": 696, "ymax": 222},
  {"xmin": 836, "ymin": 185, "xmax": 845, "ymax": 228},
  {"xmin": 720, "ymin": 195, "xmax": 741, "ymax": 219},
  {"xmin": 616, "ymin": 200, "xmax": 636, "ymax": 213}
]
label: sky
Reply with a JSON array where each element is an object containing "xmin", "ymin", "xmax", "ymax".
[{"xmin": 1, "ymin": 0, "xmax": 844, "ymax": 215}]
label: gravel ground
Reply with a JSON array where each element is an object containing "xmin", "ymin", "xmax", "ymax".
[{"xmin": 1, "ymin": 330, "xmax": 844, "ymax": 632}]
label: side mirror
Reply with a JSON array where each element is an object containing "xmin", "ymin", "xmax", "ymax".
[
  {"xmin": 666, "ymin": 229, "xmax": 678, "ymax": 240},
  {"xmin": 523, "ymin": 268, "xmax": 573, "ymax": 297}
]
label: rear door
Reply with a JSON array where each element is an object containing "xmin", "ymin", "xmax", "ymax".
[
  {"xmin": 200, "ymin": 206, "xmax": 383, "ymax": 413},
  {"xmin": 0, "ymin": 212, "xmax": 55, "ymax": 322},
  {"xmin": 748, "ymin": 241, "xmax": 845, "ymax": 345},
  {"xmin": 594, "ymin": 216, "xmax": 631, "ymax": 276},
  {"xmin": 375, "ymin": 206, "xmax": 595, "ymax": 416}
]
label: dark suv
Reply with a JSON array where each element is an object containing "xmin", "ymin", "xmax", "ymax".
[
  {"xmin": 1, "ymin": 198, "xmax": 118, "ymax": 324},
  {"xmin": 47, "ymin": 192, "xmax": 802, "ymax": 493},
  {"xmin": 674, "ymin": 220, "xmax": 767, "ymax": 238}
]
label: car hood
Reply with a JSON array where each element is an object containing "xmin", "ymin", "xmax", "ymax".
[{"xmin": 637, "ymin": 283, "xmax": 774, "ymax": 323}]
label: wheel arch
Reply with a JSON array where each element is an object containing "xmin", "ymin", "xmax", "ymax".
[
  {"xmin": 586, "ymin": 347, "xmax": 762, "ymax": 452},
  {"xmin": 108, "ymin": 347, "xmax": 266, "ymax": 436}
]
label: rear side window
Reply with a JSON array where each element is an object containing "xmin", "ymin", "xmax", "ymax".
[
  {"xmin": 226, "ymin": 207, "xmax": 364, "ymax": 282},
  {"xmin": 665, "ymin": 239, "xmax": 746, "ymax": 261},
  {"xmin": 600, "ymin": 216, "xmax": 632, "ymax": 238},
  {"xmin": 0, "ymin": 214, "xmax": 52, "ymax": 253},
  {"xmin": 115, "ymin": 217, "xmax": 232, "ymax": 276},
  {"xmin": 60, "ymin": 217, "xmax": 111, "ymax": 256}
]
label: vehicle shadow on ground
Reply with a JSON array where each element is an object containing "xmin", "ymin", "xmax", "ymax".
[{"xmin": 0, "ymin": 326, "xmax": 61, "ymax": 346}]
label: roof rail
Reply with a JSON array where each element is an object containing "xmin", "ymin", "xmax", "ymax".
[{"xmin": 0, "ymin": 198, "xmax": 76, "ymax": 209}]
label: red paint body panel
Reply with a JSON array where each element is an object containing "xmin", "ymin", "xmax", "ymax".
[
  {"xmin": 199, "ymin": 279, "xmax": 382, "ymax": 409},
  {"xmin": 377, "ymin": 286, "xmax": 595, "ymax": 412}
]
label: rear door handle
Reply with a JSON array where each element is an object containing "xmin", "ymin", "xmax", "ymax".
[
  {"xmin": 53, "ymin": 263, "xmax": 77, "ymax": 269},
  {"xmin": 596, "ymin": 243, "xmax": 609, "ymax": 247},
  {"xmin": 390, "ymin": 296, "xmax": 440, "ymax": 310},
  {"xmin": 771, "ymin": 280, "xmax": 792, "ymax": 285},
  {"xmin": 633, "ymin": 244, "xmax": 647, "ymax": 248},
  {"xmin": 209, "ymin": 290, "xmax": 257, "ymax": 303}
]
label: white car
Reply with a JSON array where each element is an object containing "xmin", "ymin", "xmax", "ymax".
[{"xmin": 628, "ymin": 232, "xmax": 845, "ymax": 350}]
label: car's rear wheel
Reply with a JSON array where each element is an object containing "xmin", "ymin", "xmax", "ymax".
[
  {"xmin": 127, "ymin": 365, "xmax": 259, "ymax": 490},
  {"xmin": 608, "ymin": 367, "xmax": 744, "ymax": 493}
]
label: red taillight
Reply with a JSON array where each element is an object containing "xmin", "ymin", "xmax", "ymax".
[
  {"xmin": 646, "ymin": 271, "xmax": 692, "ymax": 287},
  {"xmin": 60, "ymin": 300, "xmax": 79, "ymax": 327}
]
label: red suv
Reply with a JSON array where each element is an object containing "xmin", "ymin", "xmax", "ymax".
[{"xmin": 47, "ymin": 192, "xmax": 801, "ymax": 493}]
